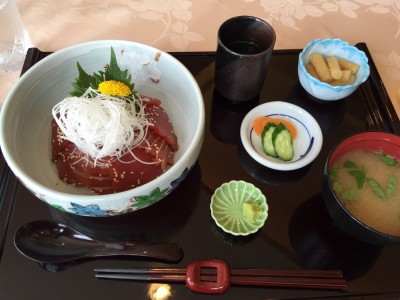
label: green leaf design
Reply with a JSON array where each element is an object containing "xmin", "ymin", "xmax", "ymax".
[
  {"xmin": 132, "ymin": 187, "xmax": 169, "ymax": 209},
  {"xmin": 386, "ymin": 175, "xmax": 398, "ymax": 197},
  {"xmin": 348, "ymin": 170, "xmax": 366, "ymax": 189},
  {"xmin": 342, "ymin": 187, "xmax": 358, "ymax": 201},
  {"xmin": 70, "ymin": 47, "xmax": 135, "ymax": 97},
  {"xmin": 367, "ymin": 178, "xmax": 387, "ymax": 199},
  {"xmin": 50, "ymin": 204, "xmax": 67, "ymax": 212}
]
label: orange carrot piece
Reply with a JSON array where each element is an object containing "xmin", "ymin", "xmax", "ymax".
[{"xmin": 253, "ymin": 116, "xmax": 297, "ymax": 139}]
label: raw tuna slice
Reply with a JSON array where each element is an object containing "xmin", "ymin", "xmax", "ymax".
[
  {"xmin": 51, "ymin": 97, "xmax": 178, "ymax": 195},
  {"xmin": 143, "ymin": 98, "xmax": 178, "ymax": 151},
  {"xmin": 139, "ymin": 130, "xmax": 174, "ymax": 169}
]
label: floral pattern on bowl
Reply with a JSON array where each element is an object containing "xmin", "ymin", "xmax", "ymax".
[{"xmin": 40, "ymin": 167, "xmax": 191, "ymax": 217}]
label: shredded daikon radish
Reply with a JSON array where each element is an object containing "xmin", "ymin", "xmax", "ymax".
[{"xmin": 52, "ymin": 88, "xmax": 152, "ymax": 164}]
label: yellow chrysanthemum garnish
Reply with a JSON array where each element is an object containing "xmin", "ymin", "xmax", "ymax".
[
  {"xmin": 98, "ymin": 80, "xmax": 132, "ymax": 97},
  {"xmin": 70, "ymin": 47, "xmax": 135, "ymax": 98}
]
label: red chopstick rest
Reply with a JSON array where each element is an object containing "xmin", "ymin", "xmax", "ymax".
[{"xmin": 186, "ymin": 259, "xmax": 231, "ymax": 294}]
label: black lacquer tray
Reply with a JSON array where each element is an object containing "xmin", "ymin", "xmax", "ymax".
[{"xmin": 1, "ymin": 44, "xmax": 400, "ymax": 299}]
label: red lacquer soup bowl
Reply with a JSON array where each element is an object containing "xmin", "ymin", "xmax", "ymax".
[{"xmin": 323, "ymin": 131, "xmax": 400, "ymax": 245}]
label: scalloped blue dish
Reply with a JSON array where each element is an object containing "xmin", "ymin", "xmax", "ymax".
[{"xmin": 298, "ymin": 38, "xmax": 370, "ymax": 101}]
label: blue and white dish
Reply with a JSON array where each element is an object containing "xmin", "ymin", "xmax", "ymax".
[
  {"xmin": 298, "ymin": 38, "xmax": 370, "ymax": 101},
  {"xmin": 0, "ymin": 40, "xmax": 204, "ymax": 217},
  {"xmin": 240, "ymin": 101, "xmax": 323, "ymax": 171}
]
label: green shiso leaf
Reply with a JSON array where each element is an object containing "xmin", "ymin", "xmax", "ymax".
[
  {"xmin": 70, "ymin": 62, "xmax": 100, "ymax": 97},
  {"xmin": 70, "ymin": 47, "xmax": 135, "ymax": 97},
  {"xmin": 105, "ymin": 48, "xmax": 134, "ymax": 89}
]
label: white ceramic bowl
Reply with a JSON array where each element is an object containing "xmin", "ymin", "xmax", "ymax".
[
  {"xmin": 0, "ymin": 40, "xmax": 204, "ymax": 217},
  {"xmin": 298, "ymin": 38, "xmax": 370, "ymax": 101},
  {"xmin": 240, "ymin": 101, "xmax": 323, "ymax": 171}
]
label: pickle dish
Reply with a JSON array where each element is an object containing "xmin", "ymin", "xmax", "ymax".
[
  {"xmin": 0, "ymin": 40, "xmax": 204, "ymax": 217},
  {"xmin": 210, "ymin": 180, "xmax": 268, "ymax": 236},
  {"xmin": 298, "ymin": 38, "xmax": 370, "ymax": 101},
  {"xmin": 240, "ymin": 101, "xmax": 323, "ymax": 171}
]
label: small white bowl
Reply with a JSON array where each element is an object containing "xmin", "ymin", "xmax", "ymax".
[
  {"xmin": 240, "ymin": 101, "xmax": 323, "ymax": 171},
  {"xmin": 298, "ymin": 38, "xmax": 370, "ymax": 101}
]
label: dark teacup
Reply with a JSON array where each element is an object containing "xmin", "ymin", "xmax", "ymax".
[{"xmin": 215, "ymin": 16, "xmax": 276, "ymax": 102}]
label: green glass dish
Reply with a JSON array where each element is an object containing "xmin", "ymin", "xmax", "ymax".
[{"xmin": 210, "ymin": 180, "xmax": 268, "ymax": 236}]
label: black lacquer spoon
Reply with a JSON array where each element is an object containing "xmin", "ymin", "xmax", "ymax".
[{"xmin": 14, "ymin": 220, "xmax": 184, "ymax": 265}]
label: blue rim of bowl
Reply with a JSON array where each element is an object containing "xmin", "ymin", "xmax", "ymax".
[
  {"xmin": 298, "ymin": 38, "xmax": 370, "ymax": 91},
  {"xmin": 250, "ymin": 112, "xmax": 314, "ymax": 162}
]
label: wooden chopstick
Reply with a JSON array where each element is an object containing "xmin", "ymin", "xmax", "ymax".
[
  {"xmin": 228, "ymin": 275, "xmax": 346, "ymax": 290},
  {"xmin": 94, "ymin": 267, "xmax": 343, "ymax": 278},
  {"xmin": 94, "ymin": 267, "xmax": 346, "ymax": 290},
  {"xmin": 95, "ymin": 272, "xmax": 187, "ymax": 282}
]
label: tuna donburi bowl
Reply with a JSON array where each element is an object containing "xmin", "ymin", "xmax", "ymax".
[{"xmin": 0, "ymin": 40, "xmax": 204, "ymax": 217}]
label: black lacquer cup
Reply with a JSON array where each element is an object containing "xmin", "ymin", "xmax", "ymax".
[{"xmin": 215, "ymin": 15, "xmax": 276, "ymax": 102}]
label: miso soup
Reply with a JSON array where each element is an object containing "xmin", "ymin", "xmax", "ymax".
[{"xmin": 330, "ymin": 150, "xmax": 400, "ymax": 237}]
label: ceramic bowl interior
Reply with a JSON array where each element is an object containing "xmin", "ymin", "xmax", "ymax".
[
  {"xmin": 210, "ymin": 180, "xmax": 268, "ymax": 236},
  {"xmin": 0, "ymin": 40, "xmax": 204, "ymax": 217},
  {"xmin": 323, "ymin": 131, "xmax": 400, "ymax": 244},
  {"xmin": 240, "ymin": 101, "xmax": 323, "ymax": 171},
  {"xmin": 298, "ymin": 38, "xmax": 370, "ymax": 101}
]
